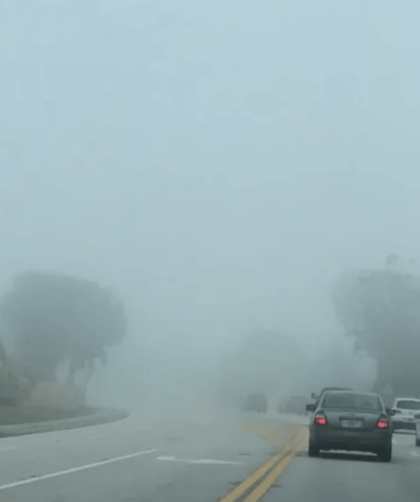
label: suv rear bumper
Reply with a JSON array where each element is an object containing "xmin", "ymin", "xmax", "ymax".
[
  {"xmin": 392, "ymin": 420, "xmax": 417, "ymax": 431},
  {"xmin": 310, "ymin": 427, "xmax": 391, "ymax": 452}
]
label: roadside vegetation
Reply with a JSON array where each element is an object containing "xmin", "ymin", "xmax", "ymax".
[
  {"xmin": 217, "ymin": 330, "xmax": 305, "ymax": 407},
  {"xmin": 332, "ymin": 254, "xmax": 420, "ymax": 399},
  {"xmin": 221, "ymin": 253, "xmax": 420, "ymax": 413},
  {"xmin": 0, "ymin": 270, "xmax": 127, "ymax": 424}
]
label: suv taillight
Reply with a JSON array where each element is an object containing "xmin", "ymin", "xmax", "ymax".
[
  {"xmin": 314, "ymin": 412, "xmax": 328, "ymax": 426},
  {"xmin": 376, "ymin": 417, "xmax": 389, "ymax": 429}
]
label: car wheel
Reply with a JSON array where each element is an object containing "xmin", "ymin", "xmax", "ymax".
[
  {"xmin": 378, "ymin": 446, "xmax": 392, "ymax": 462},
  {"xmin": 308, "ymin": 442, "xmax": 320, "ymax": 458},
  {"xmin": 415, "ymin": 438, "xmax": 420, "ymax": 447}
]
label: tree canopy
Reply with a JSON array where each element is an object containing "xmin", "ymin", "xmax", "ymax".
[
  {"xmin": 1, "ymin": 271, "xmax": 127, "ymax": 383},
  {"xmin": 332, "ymin": 255, "xmax": 420, "ymax": 395},
  {"xmin": 217, "ymin": 330, "xmax": 306, "ymax": 403}
]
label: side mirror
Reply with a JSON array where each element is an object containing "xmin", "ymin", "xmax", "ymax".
[
  {"xmin": 310, "ymin": 393, "xmax": 316, "ymax": 400},
  {"xmin": 306, "ymin": 404, "xmax": 315, "ymax": 412},
  {"xmin": 387, "ymin": 408, "xmax": 396, "ymax": 416}
]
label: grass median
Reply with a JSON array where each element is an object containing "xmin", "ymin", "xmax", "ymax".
[{"xmin": 0, "ymin": 404, "xmax": 97, "ymax": 425}]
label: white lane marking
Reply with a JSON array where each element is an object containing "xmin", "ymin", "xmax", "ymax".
[
  {"xmin": 156, "ymin": 455, "xmax": 242, "ymax": 465},
  {"xmin": 409, "ymin": 451, "xmax": 419, "ymax": 456},
  {"xmin": 0, "ymin": 447, "xmax": 20, "ymax": 452},
  {"xmin": 0, "ymin": 448, "xmax": 158, "ymax": 491},
  {"xmin": 392, "ymin": 439, "xmax": 398, "ymax": 444}
]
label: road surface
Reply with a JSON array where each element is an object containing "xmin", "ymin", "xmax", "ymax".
[
  {"xmin": 0, "ymin": 408, "xmax": 418, "ymax": 501},
  {"xmin": 263, "ymin": 428, "xmax": 420, "ymax": 502}
]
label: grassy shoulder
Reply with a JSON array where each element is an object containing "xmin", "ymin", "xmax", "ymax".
[{"xmin": 0, "ymin": 404, "xmax": 97, "ymax": 425}]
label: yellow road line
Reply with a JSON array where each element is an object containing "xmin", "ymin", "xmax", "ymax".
[
  {"xmin": 243, "ymin": 428, "xmax": 308, "ymax": 502},
  {"xmin": 239, "ymin": 419, "xmax": 300, "ymax": 448},
  {"xmin": 242, "ymin": 455, "xmax": 294, "ymax": 502},
  {"xmin": 217, "ymin": 450, "xmax": 288, "ymax": 502},
  {"xmin": 218, "ymin": 425, "xmax": 308, "ymax": 502}
]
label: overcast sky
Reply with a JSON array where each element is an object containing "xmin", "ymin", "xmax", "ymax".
[{"xmin": 0, "ymin": 1, "xmax": 418, "ymax": 404}]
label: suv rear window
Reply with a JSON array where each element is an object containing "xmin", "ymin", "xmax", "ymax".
[
  {"xmin": 395, "ymin": 400, "xmax": 420, "ymax": 410},
  {"xmin": 323, "ymin": 392, "xmax": 381, "ymax": 411}
]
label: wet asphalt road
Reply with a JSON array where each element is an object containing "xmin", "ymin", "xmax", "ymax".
[
  {"xmin": 0, "ymin": 407, "xmax": 283, "ymax": 502},
  {"xmin": 0, "ymin": 409, "xmax": 418, "ymax": 502},
  {"xmin": 264, "ymin": 429, "xmax": 420, "ymax": 502}
]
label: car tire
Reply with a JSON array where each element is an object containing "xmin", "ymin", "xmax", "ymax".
[
  {"xmin": 378, "ymin": 446, "xmax": 392, "ymax": 462},
  {"xmin": 415, "ymin": 438, "xmax": 420, "ymax": 447},
  {"xmin": 308, "ymin": 442, "xmax": 320, "ymax": 458}
]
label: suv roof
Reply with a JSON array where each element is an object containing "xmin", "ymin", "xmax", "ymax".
[{"xmin": 395, "ymin": 397, "xmax": 420, "ymax": 402}]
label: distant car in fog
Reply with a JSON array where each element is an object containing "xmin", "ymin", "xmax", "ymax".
[
  {"xmin": 241, "ymin": 393, "xmax": 268, "ymax": 414},
  {"xmin": 278, "ymin": 395, "xmax": 308, "ymax": 415},
  {"xmin": 306, "ymin": 390, "xmax": 395, "ymax": 462},
  {"xmin": 391, "ymin": 397, "xmax": 420, "ymax": 432}
]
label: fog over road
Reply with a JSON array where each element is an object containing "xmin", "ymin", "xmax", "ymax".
[{"xmin": 0, "ymin": 409, "xmax": 418, "ymax": 502}]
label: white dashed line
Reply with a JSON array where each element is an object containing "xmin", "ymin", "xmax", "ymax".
[
  {"xmin": 409, "ymin": 451, "xmax": 419, "ymax": 457},
  {"xmin": 0, "ymin": 446, "xmax": 20, "ymax": 452},
  {"xmin": 0, "ymin": 448, "xmax": 158, "ymax": 491}
]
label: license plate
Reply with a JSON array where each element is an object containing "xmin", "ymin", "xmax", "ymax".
[{"xmin": 341, "ymin": 419, "xmax": 363, "ymax": 428}]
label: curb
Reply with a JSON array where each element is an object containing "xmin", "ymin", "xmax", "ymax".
[{"xmin": 0, "ymin": 408, "xmax": 129, "ymax": 438}]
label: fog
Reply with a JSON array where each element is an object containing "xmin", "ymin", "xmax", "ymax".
[{"xmin": 0, "ymin": 1, "xmax": 418, "ymax": 412}]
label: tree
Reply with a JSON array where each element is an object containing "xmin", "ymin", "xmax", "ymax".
[
  {"xmin": 332, "ymin": 255, "xmax": 420, "ymax": 395},
  {"xmin": 0, "ymin": 337, "xmax": 7, "ymax": 366},
  {"xmin": 1, "ymin": 271, "xmax": 127, "ymax": 385},
  {"xmin": 217, "ymin": 330, "xmax": 306, "ymax": 404}
]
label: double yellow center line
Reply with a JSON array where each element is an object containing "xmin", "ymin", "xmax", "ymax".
[{"xmin": 219, "ymin": 424, "xmax": 308, "ymax": 502}]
